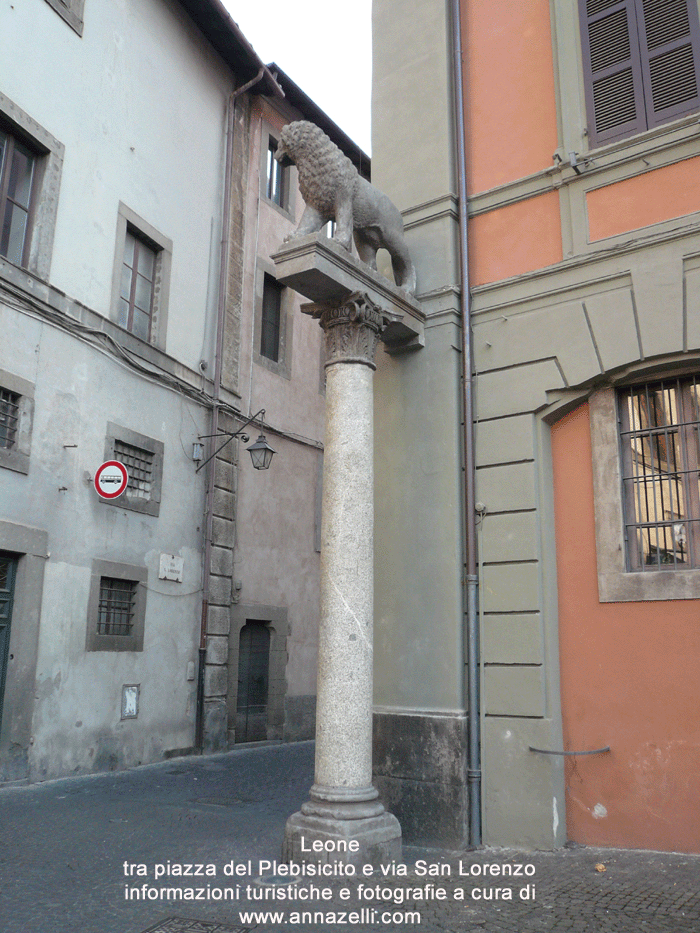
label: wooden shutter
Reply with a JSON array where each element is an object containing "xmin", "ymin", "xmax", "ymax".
[
  {"xmin": 637, "ymin": 0, "xmax": 700, "ymax": 128},
  {"xmin": 580, "ymin": 0, "xmax": 648, "ymax": 145}
]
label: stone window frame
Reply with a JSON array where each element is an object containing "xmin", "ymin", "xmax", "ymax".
[
  {"xmin": 260, "ymin": 123, "xmax": 295, "ymax": 219},
  {"xmin": 103, "ymin": 422, "xmax": 164, "ymax": 518},
  {"xmin": 227, "ymin": 604, "xmax": 288, "ymax": 743},
  {"xmin": 253, "ymin": 258, "xmax": 293, "ymax": 379},
  {"xmin": 0, "ymin": 370, "xmax": 34, "ymax": 476},
  {"xmin": 86, "ymin": 559, "xmax": 147, "ymax": 653},
  {"xmin": 590, "ymin": 381, "xmax": 700, "ymax": 600},
  {"xmin": 110, "ymin": 203, "xmax": 172, "ymax": 352},
  {"xmin": 42, "ymin": 0, "xmax": 85, "ymax": 37},
  {"xmin": 0, "ymin": 92, "xmax": 64, "ymax": 283},
  {"xmin": 551, "ymin": 0, "xmax": 700, "ymax": 159}
]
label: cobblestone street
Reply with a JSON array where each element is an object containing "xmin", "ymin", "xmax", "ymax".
[{"xmin": 1, "ymin": 743, "xmax": 698, "ymax": 933}]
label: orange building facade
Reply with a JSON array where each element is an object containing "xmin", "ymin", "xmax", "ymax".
[{"xmin": 372, "ymin": 0, "xmax": 700, "ymax": 851}]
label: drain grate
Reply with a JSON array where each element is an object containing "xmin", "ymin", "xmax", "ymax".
[{"xmin": 140, "ymin": 918, "xmax": 249, "ymax": 933}]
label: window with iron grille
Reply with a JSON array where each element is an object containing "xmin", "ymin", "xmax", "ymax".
[
  {"xmin": 579, "ymin": 0, "xmax": 700, "ymax": 147},
  {"xmin": 0, "ymin": 388, "xmax": 20, "ymax": 450},
  {"xmin": 261, "ymin": 274, "xmax": 283, "ymax": 362},
  {"xmin": 86, "ymin": 559, "xmax": 146, "ymax": 652},
  {"xmin": 97, "ymin": 577, "xmax": 137, "ymax": 637},
  {"xmin": 0, "ymin": 371, "xmax": 34, "ymax": 475},
  {"xmin": 0, "ymin": 128, "xmax": 37, "ymax": 268},
  {"xmin": 105, "ymin": 423, "xmax": 163, "ymax": 517},
  {"xmin": 619, "ymin": 376, "xmax": 700, "ymax": 570},
  {"xmin": 114, "ymin": 439, "xmax": 154, "ymax": 500},
  {"xmin": 266, "ymin": 139, "xmax": 289, "ymax": 209}
]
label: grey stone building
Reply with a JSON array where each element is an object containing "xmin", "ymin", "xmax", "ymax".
[{"xmin": 0, "ymin": 0, "xmax": 365, "ymax": 785}]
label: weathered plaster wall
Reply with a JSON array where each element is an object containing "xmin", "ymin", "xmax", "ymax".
[
  {"xmin": 587, "ymin": 155, "xmax": 700, "ymax": 241},
  {"xmin": 4, "ymin": 0, "xmax": 232, "ymax": 373},
  {"xmin": 1, "ymin": 0, "xmax": 238, "ymax": 780},
  {"xmin": 552, "ymin": 404, "xmax": 700, "ymax": 853},
  {"xmin": 463, "ymin": 0, "xmax": 558, "ymax": 192},
  {"xmin": 0, "ymin": 313, "xmax": 207, "ymax": 780}
]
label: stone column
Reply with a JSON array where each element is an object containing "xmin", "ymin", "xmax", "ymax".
[{"xmin": 283, "ymin": 293, "xmax": 402, "ymax": 866}]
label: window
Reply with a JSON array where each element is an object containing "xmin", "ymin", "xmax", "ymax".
[
  {"xmin": 97, "ymin": 577, "xmax": 138, "ymax": 637},
  {"xmin": 86, "ymin": 560, "xmax": 147, "ymax": 652},
  {"xmin": 261, "ymin": 274, "xmax": 283, "ymax": 362},
  {"xmin": 111, "ymin": 203, "xmax": 172, "ymax": 351},
  {"xmin": 0, "ymin": 389, "xmax": 20, "ymax": 450},
  {"xmin": 0, "ymin": 371, "xmax": 34, "ymax": 475},
  {"xmin": 42, "ymin": 0, "xmax": 84, "ymax": 36},
  {"xmin": 580, "ymin": 0, "xmax": 700, "ymax": 147},
  {"xmin": 104, "ymin": 423, "xmax": 163, "ymax": 517},
  {"xmin": 619, "ymin": 376, "xmax": 700, "ymax": 570},
  {"xmin": 118, "ymin": 230, "xmax": 157, "ymax": 342},
  {"xmin": 254, "ymin": 261, "xmax": 291, "ymax": 377},
  {"xmin": 0, "ymin": 130, "xmax": 37, "ymax": 268},
  {"xmin": 0, "ymin": 95, "xmax": 63, "ymax": 282},
  {"xmin": 266, "ymin": 139, "xmax": 288, "ymax": 209}
]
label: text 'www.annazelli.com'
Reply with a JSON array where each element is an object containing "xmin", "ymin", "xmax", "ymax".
[{"xmin": 238, "ymin": 909, "xmax": 421, "ymax": 925}]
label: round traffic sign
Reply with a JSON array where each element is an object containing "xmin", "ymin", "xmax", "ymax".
[{"xmin": 94, "ymin": 460, "xmax": 129, "ymax": 499}]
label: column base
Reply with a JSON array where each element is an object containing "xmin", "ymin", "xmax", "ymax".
[{"xmin": 283, "ymin": 784, "xmax": 402, "ymax": 867}]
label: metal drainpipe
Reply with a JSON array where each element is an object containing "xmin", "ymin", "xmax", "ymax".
[
  {"xmin": 195, "ymin": 67, "xmax": 269, "ymax": 752},
  {"xmin": 450, "ymin": 0, "xmax": 481, "ymax": 845}
]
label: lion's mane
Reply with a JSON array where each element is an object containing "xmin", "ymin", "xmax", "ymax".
[{"xmin": 279, "ymin": 121, "xmax": 357, "ymax": 218}]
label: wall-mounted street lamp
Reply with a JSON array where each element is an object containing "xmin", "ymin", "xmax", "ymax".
[
  {"xmin": 246, "ymin": 432, "xmax": 276, "ymax": 470},
  {"xmin": 195, "ymin": 408, "xmax": 275, "ymax": 473}
]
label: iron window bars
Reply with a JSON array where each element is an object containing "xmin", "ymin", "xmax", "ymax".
[
  {"xmin": 0, "ymin": 388, "xmax": 20, "ymax": 450},
  {"xmin": 114, "ymin": 439, "xmax": 154, "ymax": 499},
  {"xmin": 619, "ymin": 375, "xmax": 700, "ymax": 570},
  {"xmin": 97, "ymin": 577, "xmax": 137, "ymax": 637}
]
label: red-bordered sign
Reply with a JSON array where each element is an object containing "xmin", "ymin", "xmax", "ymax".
[{"xmin": 94, "ymin": 460, "xmax": 129, "ymax": 499}]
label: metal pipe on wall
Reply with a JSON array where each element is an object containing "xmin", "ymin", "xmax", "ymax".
[{"xmin": 450, "ymin": 0, "xmax": 481, "ymax": 845}]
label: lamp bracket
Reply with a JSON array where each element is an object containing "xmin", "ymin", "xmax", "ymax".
[{"xmin": 195, "ymin": 409, "xmax": 266, "ymax": 473}]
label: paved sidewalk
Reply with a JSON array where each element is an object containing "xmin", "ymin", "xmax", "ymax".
[{"xmin": 1, "ymin": 742, "xmax": 698, "ymax": 933}]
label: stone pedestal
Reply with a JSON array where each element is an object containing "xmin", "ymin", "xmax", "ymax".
[{"xmin": 272, "ymin": 236, "xmax": 424, "ymax": 866}]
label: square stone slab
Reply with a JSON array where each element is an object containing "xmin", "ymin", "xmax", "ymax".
[{"xmin": 271, "ymin": 234, "xmax": 424, "ymax": 352}]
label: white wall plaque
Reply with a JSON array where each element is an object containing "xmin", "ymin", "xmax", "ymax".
[{"xmin": 159, "ymin": 554, "xmax": 184, "ymax": 582}]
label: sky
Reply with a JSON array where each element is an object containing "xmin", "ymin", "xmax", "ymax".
[{"xmin": 221, "ymin": 0, "xmax": 373, "ymax": 154}]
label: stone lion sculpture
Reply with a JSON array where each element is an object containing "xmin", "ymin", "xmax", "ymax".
[{"xmin": 275, "ymin": 121, "xmax": 416, "ymax": 295}]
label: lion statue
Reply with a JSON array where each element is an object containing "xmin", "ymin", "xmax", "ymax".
[{"xmin": 275, "ymin": 121, "xmax": 416, "ymax": 296}]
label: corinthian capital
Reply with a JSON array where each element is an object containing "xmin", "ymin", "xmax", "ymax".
[{"xmin": 306, "ymin": 292, "xmax": 402, "ymax": 369}]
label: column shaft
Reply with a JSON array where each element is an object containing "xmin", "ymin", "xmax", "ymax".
[{"xmin": 315, "ymin": 361, "xmax": 374, "ymax": 789}]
